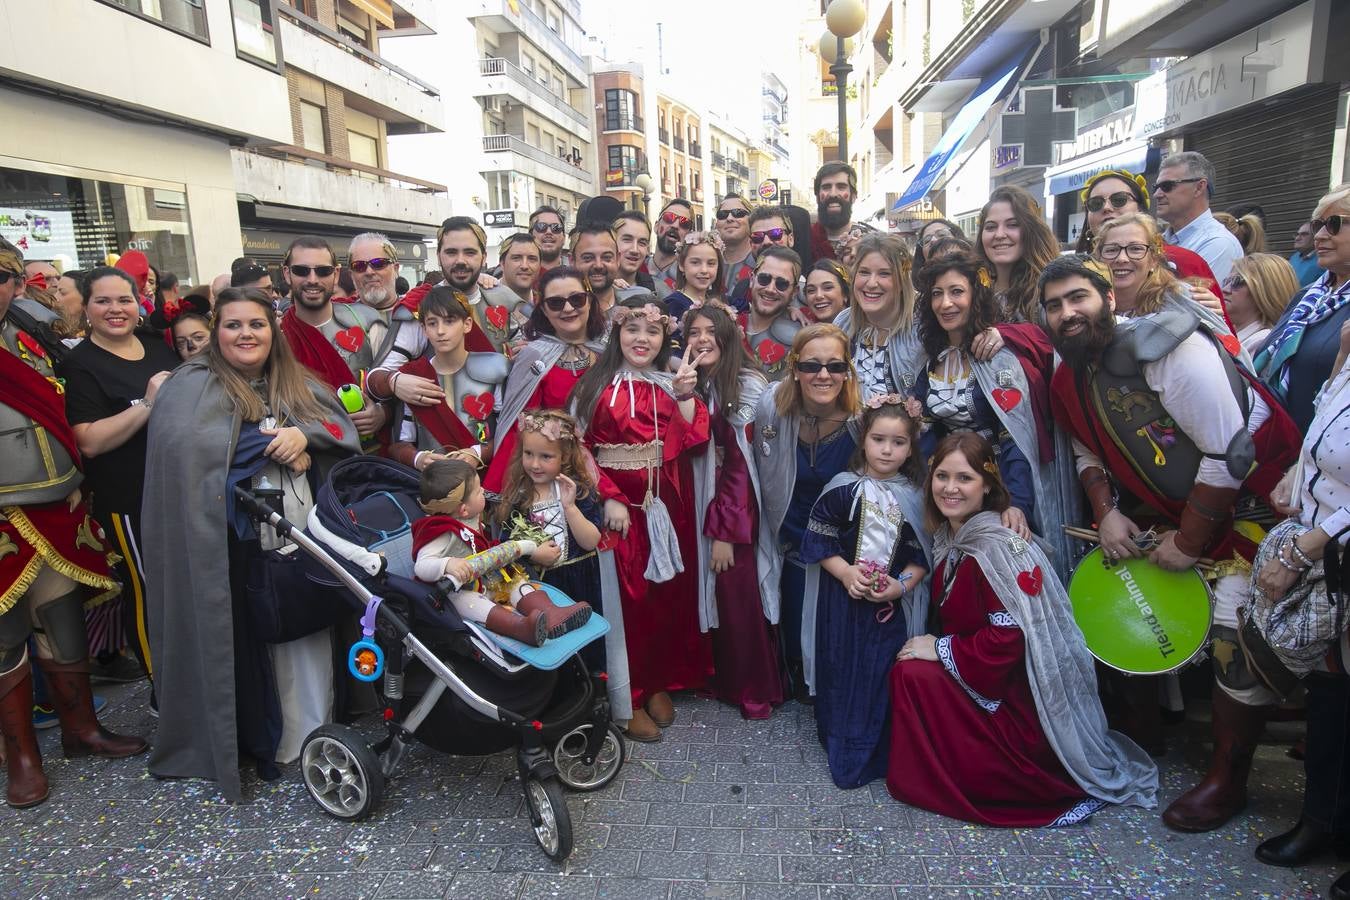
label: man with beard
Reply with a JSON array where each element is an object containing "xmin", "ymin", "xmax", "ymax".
[
  {"xmin": 571, "ymin": 222, "xmax": 629, "ymax": 322},
  {"xmin": 347, "ymin": 232, "xmax": 400, "ymax": 358},
  {"xmin": 497, "ymin": 232, "xmax": 541, "ymax": 310},
  {"xmin": 1039, "ymin": 255, "xmax": 1299, "ymax": 834},
  {"xmin": 729, "ymin": 206, "xmax": 795, "ymax": 309},
  {"xmin": 613, "ymin": 211, "xmax": 660, "ymax": 296},
  {"xmin": 529, "ymin": 205, "xmax": 568, "ymax": 274},
  {"xmin": 738, "ymin": 246, "xmax": 802, "ymax": 382},
  {"xmin": 279, "ymin": 236, "xmax": 387, "ymax": 440},
  {"xmin": 810, "ymin": 162, "xmax": 857, "ymax": 266},
  {"xmin": 714, "ymin": 194, "xmax": 756, "ymax": 296},
  {"xmin": 649, "ymin": 199, "xmax": 694, "ymax": 293}
]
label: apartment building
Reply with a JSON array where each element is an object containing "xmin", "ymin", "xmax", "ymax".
[
  {"xmin": 655, "ymin": 94, "xmax": 706, "ymax": 228},
  {"xmin": 469, "ymin": 0, "xmax": 595, "ymax": 249},
  {"xmin": 590, "ymin": 62, "xmax": 649, "ymax": 213},
  {"xmin": 761, "ymin": 72, "xmax": 792, "ymax": 183},
  {"xmin": 709, "ymin": 119, "xmax": 753, "ymax": 206}
]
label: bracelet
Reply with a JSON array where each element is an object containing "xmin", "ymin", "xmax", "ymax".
[
  {"xmin": 674, "ymin": 392, "xmax": 695, "ymax": 402},
  {"xmin": 1290, "ymin": 536, "xmax": 1315, "ymax": 568},
  {"xmin": 1277, "ymin": 552, "xmax": 1306, "ymax": 572},
  {"xmin": 387, "ymin": 371, "xmax": 401, "ymax": 399}
]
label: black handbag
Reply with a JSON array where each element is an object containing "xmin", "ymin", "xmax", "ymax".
[{"xmin": 245, "ymin": 544, "xmax": 346, "ymax": 643}]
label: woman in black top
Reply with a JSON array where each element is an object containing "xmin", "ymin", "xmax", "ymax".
[{"xmin": 58, "ymin": 267, "xmax": 177, "ymax": 685}]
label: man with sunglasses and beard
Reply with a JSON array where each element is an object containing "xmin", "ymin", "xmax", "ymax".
[
  {"xmin": 739, "ymin": 247, "xmax": 803, "ymax": 382},
  {"xmin": 715, "ymin": 194, "xmax": 756, "ymax": 295},
  {"xmin": 729, "ymin": 206, "xmax": 795, "ymax": 309},
  {"xmin": 528, "ymin": 206, "xmax": 569, "ymax": 273},
  {"xmin": 1039, "ymin": 255, "xmax": 1299, "ymax": 835},
  {"xmin": 649, "ymin": 199, "xmax": 694, "ymax": 293},
  {"xmin": 809, "ymin": 162, "xmax": 858, "ymax": 267}
]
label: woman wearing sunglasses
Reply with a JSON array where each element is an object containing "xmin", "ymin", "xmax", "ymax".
[
  {"xmin": 1224, "ymin": 254, "xmax": 1298, "ymax": 356},
  {"xmin": 1255, "ymin": 183, "xmax": 1350, "ymax": 433}
]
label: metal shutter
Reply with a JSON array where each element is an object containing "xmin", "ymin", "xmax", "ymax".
[{"xmin": 1186, "ymin": 85, "xmax": 1338, "ymax": 255}]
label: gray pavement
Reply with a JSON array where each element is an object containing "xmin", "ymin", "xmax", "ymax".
[{"xmin": 1, "ymin": 681, "xmax": 1336, "ymax": 899}]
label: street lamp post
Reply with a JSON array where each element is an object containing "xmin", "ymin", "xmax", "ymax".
[
  {"xmin": 823, "ymin": 0, "xmax": 866, "ymax": 164},
  {"xmin": 634, "ymin": 172, "xmax": 656, "ymax": 217}
]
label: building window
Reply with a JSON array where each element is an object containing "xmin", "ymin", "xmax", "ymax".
[
  {"xmin": 608, "ymin": 145, "xmax": 641, "ymax": 184},
  {"xmin": 97, "ymin": 0, "xmax": 208, "ymax": 43},
  {"xmin": 605, "ymin": 89, "xmax": 640, "ymax": 132},
  {"xmin": 347, "ymin": 131, "xmax": 380, "ymax": 169},
  {"xmin": 485, "ymin": 172, "xmax": 512, "ymax": 211},
  {"xmin": 231, "ymin": 0, "xmax": 280, "ymax": 67},
  {"xmin": 300, "ymin": 102, "xmax": 326, "ymax": 154}
]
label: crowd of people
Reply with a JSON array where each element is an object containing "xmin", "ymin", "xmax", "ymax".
[{"xmin": 2, "ymin": 148, "xmax": 1350, "ymax": 889}]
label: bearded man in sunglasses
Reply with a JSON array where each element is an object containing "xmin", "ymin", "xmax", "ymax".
[
  {"xmin": 740, "ymin": 247, "xmax": 803, "ymax": 382},
  {"xmin": 729, "ymin": 206, "xmax": 795, "ymax": 308},
  {"xmin": 528, "ymin": 206, "xmax": 568, "ymax": 273},
  {"xmin": 650, "ymin": 198, "xmax": 694, "ymax": 292}
]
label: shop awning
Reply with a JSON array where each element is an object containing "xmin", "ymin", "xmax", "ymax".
[
  {"xmin": 893, "ymin": 46, "xmax": 1035, "ymax": 212},
  {"xmin": 1046, "ymin": 145, "xmax": 1158, "ymax": 196}
]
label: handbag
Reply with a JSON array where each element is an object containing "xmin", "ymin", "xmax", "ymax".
[
  {"xmin": 1244, "ymin": 520, "xmax": 1339, "ymax": 686},
  {"xmin": 245, "ymin": 544, "xmax": 347, "ymax": 644}
]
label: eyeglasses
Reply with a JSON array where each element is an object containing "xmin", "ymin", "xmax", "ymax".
[
  {"xmin": 755, "ymin": 272, "xmax": 793, "ymax": 292},
  {"xmin": 660, "ymin": 211, "xmax": 692, "ymax": 228},
  {"xmin": 1152, "ymin": 177, "xmax": 1203, "ymax": 194},
  {"xmin": 1085, "ymin": 192, "xmax": 1135, "ymax": 213},
  {"xmin": 1311, "ymin": 215, "xmax": 1345, "ymax": 237},
  {"xmin": 349, "ymin": 257, "xmax": 394, "ymax": 273},
  {"xmin": 1098, "ymin": 242, "xmax": 1150, "ymax": 261},
  {"xmin": 532, "ymin": 222, "xmax": 565, "ymax": 235},
  {"xmin": 716, "ymin": 208, "xmax": 750, "ymax": 221},
  {"xmin": 0, "ymin": 271, "xmax": 17, "ymax": 285},
  {"xmin": 542, "ymin": 291, "xmax": 591, "ymax": 312},
  {"xmin": 794, "ymin": 360, "xmax": 850, "ymax": 375},
  {"xmin": 920, "ymin": 230, "xmax": 952, "ymax": 247},
  {"xmin": 1222, "ymin": 275, "xmax": 1247, "ymax": 293},
  {"xmin": 751, "ymin": 228, "xmax": 788, "ymax": 245},
  {"xmin": 288, "ymin": 264, "xmax": 336, "ymax": 278}
]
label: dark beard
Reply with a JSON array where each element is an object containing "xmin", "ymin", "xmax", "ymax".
[
  {"xmin": 296, "ymin": 288, "xmax": 332, "ymax": 309},
  {"xmin": 445, "ymin": 266, "xmax": 479, "ymax": 292},
  {"xmin": 657, "ymin": 232, "xmax": 678, "ymax": 255},
  {"xmin": 540, "ymin": 247, "xmax": 562, "ymax": 264},
  {"xmin": 1051, "ymin": 305, "xmax": 1116, "ymax": 370},
  {"xmin": 817, "ymin": 198, "xmax": 852, "ymax": 231},
  {"xmin": 588, "ymin": 269, "xmax": 613, "ymax": 294}
]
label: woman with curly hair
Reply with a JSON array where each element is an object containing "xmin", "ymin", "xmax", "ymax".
[{"xmin": 977, "ymin": 185, "xmax": 1059, "ymax": 323}]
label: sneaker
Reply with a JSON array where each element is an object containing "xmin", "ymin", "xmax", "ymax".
[
  {"xmin": 90, "ymin": 652, "xmax": 147, "ymax": 684},
  {"xmin": 34, "ymin": 695, "xmax": 106, "ymax": 729}
]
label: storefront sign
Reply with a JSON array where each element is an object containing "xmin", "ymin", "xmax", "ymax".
[
  {"xmin": 992, "ymin": 145, "xmax": 1021, "ymax": 170},
  {"xmin": 0, "ymin": 207, "xmax": 77, "ymax": 263},
  {"xmin": 757, "ymin": 179, "xmax": 779, "ymax": 202},
  {"xmin": 1070, "ymin": 111, "xmax": 1135, "ymax": 160},
  {"xmin": 483, "ymin": 210, "xmax": 516, "ymax": 228}
]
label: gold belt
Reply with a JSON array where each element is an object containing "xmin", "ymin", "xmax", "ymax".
[{"xmin": 593, "ymin": 440, "xmax": 662, "ymax": 471}]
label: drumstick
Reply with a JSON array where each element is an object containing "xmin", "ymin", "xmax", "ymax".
[{"xmin": 1061, "ymin": 525, "xmax": 1218, "ymax": 574}]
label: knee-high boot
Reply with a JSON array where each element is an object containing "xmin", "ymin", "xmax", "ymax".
[
  {"xmin": 35, "ymin": 659, "xmax": 147, "ymax": 759},
  {"xmin": 0, "ymin": 661, "xmax": 49, "ymax": 807},
  {"xmin": 1163, "ymin": 686, "xmax": 1268, "ymax": 832}
]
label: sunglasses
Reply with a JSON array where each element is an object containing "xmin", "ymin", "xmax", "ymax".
[
  {"xmin": 1311, "ymin": 215, "xmax": 1345, "ymax": 237},
  {"xmin": 751, "ymin": 228, "xmax": 788, "ymax": 245},
  {"xmin": 660, "ymin": 211, "xmax": 692, "ymax": 228},
  {"xmin": 794, "ymin": 360, "xmax": 850, "ymax": 375},
  {"xmin": 0, "ymin": 271, "xmax": 16, "ymax": 285},
  {"xmin": 288, "ymin": 264, "xmax": 336, "ymax": 278},
  {"xmin": 755, "ymin": 272, "xmax": 793, "ymax": 292},
  {"xmin": 543, "ymin": 291, "xmax": 591, "ymax": 312},
  {"xmin": 1085, "ymin": 192, "xmax": 1135, "ymax": 213},
  {"xmin": 716, "ymin": 208, "xmax": 750, "ymax": 221},
  {"xmin": 1222, "ymin": 275, "xmax": 1247, "ymax": 293},
  {"xmin": 532, "ymin": 222, "xmax": 565, "ymax": 235},
  {"xmin": 349, "ymin": 257, "xmax": 394, "ymax": 273},
  {"xmin": 1152, "ymin": 177, "xmax": 1202, "ymax": 194}
]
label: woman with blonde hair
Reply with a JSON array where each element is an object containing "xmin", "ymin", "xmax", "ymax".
[{"xmin": 1225, "ymin": 253, "xmax": 1297, "ymax": 354}]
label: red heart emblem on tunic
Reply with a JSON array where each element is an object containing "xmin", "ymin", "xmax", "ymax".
[
  {"xmin": 1218, "ymin": 333, "xmax": 1241, "ymax": 357},
  {"xmin": 757, "ymin": 341, "xmax": 786, "ymax": 366},
  {"xmin": 1016, "ymin": 566, "xmax": 1043, "ymax": 597},
  {"xmin": 334, "ymin": 326, "xmax": 364, "ymax": 353},
  {"xmin": 323, "ymin": 420, "xmax": 344, "ymax": 441},
  {"xmin": 992, "ymin": 387, "xmax": 1022, "ymax": 412},
  {"xmin": 463, "ymin": 391, "xmax": 494, "ymax": 420},
  {"xmin": 484, "ymin": 305, "xmax": 510, "ymax": 330},
  {"xmin": 597, "ymin": 530, "xmax": 621, "ymax": 551}
]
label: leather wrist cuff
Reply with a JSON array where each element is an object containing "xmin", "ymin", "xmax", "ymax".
[
  {"xmin": 1080, "ymin": 467, "xmax": 1116, "ymax": 522},
  {"xmin": 367, "ymin": 369, "xmax": 393, "ymax": 401},
  {"xmin": 1175, "ymin": 482, "xmax": 1240, "ymax": 558}
]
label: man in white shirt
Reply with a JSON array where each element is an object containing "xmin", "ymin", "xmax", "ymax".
[{"xmin": 1155, "ymin": 151, "xmax": 1243, "ymax": 282}]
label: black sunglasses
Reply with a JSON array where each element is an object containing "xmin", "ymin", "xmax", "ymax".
[
  {"xmin": 532, "ymin": 222, "xmax": 565, "ymax": 235},
  {"xmin": 1311, "ymin": 215, "xmax": 1344, "ymax": 237},
  {"xmin": 751, "ymin": 228, "xmax": 788, "ymax": 245},
  {"xmin": 794, "ymin": 360, "xmax": 850, "ymax": 375},
  {"xmin": 349, "ymin": 257, "xmax": 394, "ymax": 273},
  {"xmin": 543, "ymin": 291, "xmax": 591, "ymax": 312},
  {"xmin": 0, "ymin": 271, "xmax": 16, "ymax": 285},
  {"xmin": 1152, "ymin": 177, "xmax": 1203, "ymax": 194},
  {"xmin": 288, "ymin": 264, "xmax": 336, "ymax": 278},
  {"xmin": 755, "ymin": 272, "xmax": 793, "ymax": 292},
  {"xmin": 1222, "ymin": 275, "xmax": 1247, "ymax": 293},
  {"xmin": 716, "ymin": 208, "xmax": 750, "ymax": 221},
  {"xmin": 1085, "ymin": 192, "xmax": 1135, "ymax": 213}
]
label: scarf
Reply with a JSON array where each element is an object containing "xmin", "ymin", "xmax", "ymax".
[
  {"xmin": 1256, "ymin": 272, "xmax": 1350, "ymax": 398},
  {"xmin": 280, "ymin": 307, "xmax": 352, "ymax": 390}
]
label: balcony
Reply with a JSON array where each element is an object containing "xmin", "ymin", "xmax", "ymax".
[
  {"xmin": 482, "ymin": 134, "xmax": 592, "ymax": 195},
  {"xmin": 689, "ymin": 141, "xmax": 702, "ymax": 158},
  {"xmin": 603, "ymin": 113, "xmax": 644, "ymax": 134},
  {"xmin": 476, "ymin": 57, "xmax": 590, "ymax": 141},
  {"xmin": 472, "ymin": 0, "xmax": 586, "ymax": 85},
  {"xmin": 673, "ymin": 135, "xmax": 685, "ymax": 152},
  {"xmin": 659, "ymin": 127, "xmax": 670, "ymax": 145},
  {"xmin": 711, "ymin": 151, "xmax": 727, "ymax": 170},
  {"xmin": 730, "ymin": 161, "xmax": 751, "ymax": 179},
  {"xmin": 692, "ymin": 187, "xmax": 703, "ymax": 202},
  {"xmin": 279, "ymin": 8, "xmax": 441, "ymax": 134},
  {"xmin": 232, "ymin": 146, "xmax": 448, "ymax": 226}
]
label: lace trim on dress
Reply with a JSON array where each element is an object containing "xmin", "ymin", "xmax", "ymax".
[
  {"xmin": 987, "ymin": 610, "xmax": 1017, "ymax": 628},
  {"xmin": 935, "ymin": 635, "xmax": 1001, "ymax": 714},
  {"xmin": 1049, "ymin": 797, "xmax": 1107, "ymax": 827}
]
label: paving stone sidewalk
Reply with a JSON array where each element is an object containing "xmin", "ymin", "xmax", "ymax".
[{"xmin": 2, "ymin": 682, "xmax": 1335, "ymax": 899}]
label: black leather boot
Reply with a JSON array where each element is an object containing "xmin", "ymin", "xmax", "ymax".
[{"xmin": 1256, "ymin": 820, "xmax": 1350, "ymax": 867}]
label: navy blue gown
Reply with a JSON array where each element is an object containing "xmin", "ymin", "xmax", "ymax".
[{"xmin": 801, "ymin": 479, "xmax": 927, "ymax": 789}]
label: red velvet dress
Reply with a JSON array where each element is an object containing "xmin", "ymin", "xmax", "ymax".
[
  {"xmin": 585, "ymin": 380, "xmax": 713, "ymax": 707},
  {"xmin": 705, "ymin": 413, "xmax": 785, "ymax": 719},
  {"xmin": 483, "ymin": 364, "xmax": 585, "ymax": 493},
  {"xmin": 886, "ymin": 556, "xmax": 1098, "ymax": 827}
]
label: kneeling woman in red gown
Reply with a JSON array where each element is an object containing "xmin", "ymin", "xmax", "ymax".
[{"xmin": 887, "ymin": 433, "xmax": 1157, "ymax": 827}]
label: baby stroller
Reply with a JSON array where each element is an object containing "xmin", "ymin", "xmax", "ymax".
[{"xmin": 233, "ymin": 455, "xmax": 625, "ymax": 861}]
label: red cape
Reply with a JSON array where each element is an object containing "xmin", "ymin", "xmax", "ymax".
[
  {"xmin": 810, "ymin": 222, "xmax": 838, "ymax": 267},
  {"xmin": 0, "ymin": 335, "xmax": 80, "ymax": 466},
  {"xmin": 400, "ymin": 356, "xmax": 481, "ymax": 451},
  {"xmin": 395, "ymin": 283, "xmax": 493, "ymax": 353},
  {"xmin": 995, "ymin": 322, "xmax": 1055, "ymax": 464},
  {"xmin": 281, "ymin": 307, "xmax": 352, "ymax": 390},
  {"xmin": 410, "ymin": 514, "xmax": 492, "ymax": 559}
]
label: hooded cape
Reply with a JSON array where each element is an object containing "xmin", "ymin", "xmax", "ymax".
[
  {"xmin": 832, "ymin": 309, "xmax": 927, "ymax": 394},
  {"xmin": 142, "ymin": 358, "xmax": 360, "ymax": 801}
]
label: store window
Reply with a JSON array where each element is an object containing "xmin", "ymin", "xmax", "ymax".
[
  {"xmin": 608, "ymin": 145, "xmax": 641, "ymax": 183},
  {"xmin": 485, "ymin": 172, "xmax": 513, "ymax": 211},
  {"xmin": 231, "ymin": 0, "xmax": 280, "ymax": 67},
  {"xmin": 0, "ymin": 165, "xmax": 198, "ymax": 284},
  {"xmin": 98, "ymin": 0, "xmax": 207, "ymax": 43}
]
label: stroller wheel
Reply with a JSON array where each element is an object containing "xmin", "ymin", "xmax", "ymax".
[
  {"xmin": 301, "ymin": 724, "xmax": 385, "ymax": 821},
  {"xmin": 552, "ymin": 723, "xmax": 626, "ymax": 791},
  {"xmin": 523, "ymin": 774, "xmax": 573, "ymax": 861}
]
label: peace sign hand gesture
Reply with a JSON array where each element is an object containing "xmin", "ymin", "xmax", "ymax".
[{"xmin": 673, "ymin": 343, "xmax": 705, "ymax": 398}]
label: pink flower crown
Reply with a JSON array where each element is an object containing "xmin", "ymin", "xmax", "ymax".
[
  {"xmin": 864, "ymin": 393, "xmax": 924, "ymax": 420},
  {"xmin": 683, "ymin": 230, "xmax": 726, "ymax": 253},
  {"xmin": 612, "ymin": 303, "xmax": 670, "ymax": 329},
  {"xmin": 520, "ymin": 413, "xmax": 574, "ymax": 443}
]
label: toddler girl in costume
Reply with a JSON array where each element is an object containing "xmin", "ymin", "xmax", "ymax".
[
  {"xmin": 411, "ymin": 458, "xmax": 591, "ymax": 646},
  {"xmin": 802, "ymin": 396, "xmax": 931, "ymax": 788}
]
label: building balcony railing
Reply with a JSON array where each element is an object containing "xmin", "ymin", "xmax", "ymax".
[
  {"xmin": 478, "ymin": 57, "xmax": 587, "ymax": 127},
  {"xmin": 603, "ymin": 113, "xmax": 644, "ymax": 133},
  {"xmin": 482, "ymin": 134, "xmax": 590, "ymax": 180},
  {"xmin": 658, "ymin": 127, "xmax": 670, "ymax": 145},
  {"xmin": 673, "ymin": 135, "xmax": 685, "ymax": 152},
  {"xmin": 278, "ymin": 5, "xmax": 438, "ymax": 99},
  {"xmin": 711, "ymin": 151, "xmax": 727, "ymax": 170},
  {"xmin": 692, "ymin": 186, "xmax": 703, "ymax": 202},
  {"xmin": 730, "ymin": 161, "xmax": 750, "ymax": 179},
  {"xmin": 689, "ymin": 141, "xmax": 702, "ymax": 158},
  {"xmin": 605, "ymin": 165, "xmax": 643, "ymax": 189}
]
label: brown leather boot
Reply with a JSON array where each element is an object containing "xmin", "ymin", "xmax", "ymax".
[
  {"xmin": 485, "ymin": 605, "xmax": 548, "ymax": 647},
  {"xmin": 624, "ymin": 708, "xmax": 662, "ymax": 743},
  {"xmin": 646, "ymin": 691, "xmax": 675, "ymax": 727},
  {"xmin": 1162, "ymin": 687, "xmax": 1268, "ymax": 832},
  {"xmin": 514, "ymin": 590, "xmax": 592, "ymax": 639},
  {"xmin": 35, "ymin": 660, "xmax": 148, "ymax": 760},
  {"xmin": 0, "ymin": 662, "xmax": 50, "ymax": 808}
]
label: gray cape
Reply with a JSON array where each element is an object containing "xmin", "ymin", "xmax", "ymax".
[
  {"xmin": 142, "ymin": 358, "xmax": 360, "ymax": 801},
  {"xmin": 934, "ymin": 511, "xmax": 1158, "ymax": 809},
  {"xmin": 832, "ymin": 309, "xmax": 928, "ymax": 393}
]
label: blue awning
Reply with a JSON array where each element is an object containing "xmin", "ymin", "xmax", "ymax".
[
  {"xmin": 1046, "ymin": 145, "xmax": 1157, "ymax": 196},
  {"xmin": 893, "ymin": 45, "xmax": 1035, "ymax": 212}
]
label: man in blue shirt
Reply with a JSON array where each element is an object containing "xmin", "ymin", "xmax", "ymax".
[
  {"xmin": 1287, "ymin": 221, "xmax": 1325, "ymax": 288},
  {"xmin": 1156, "ymin": 151, "xmax": 1244, "ymax": 283}
]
